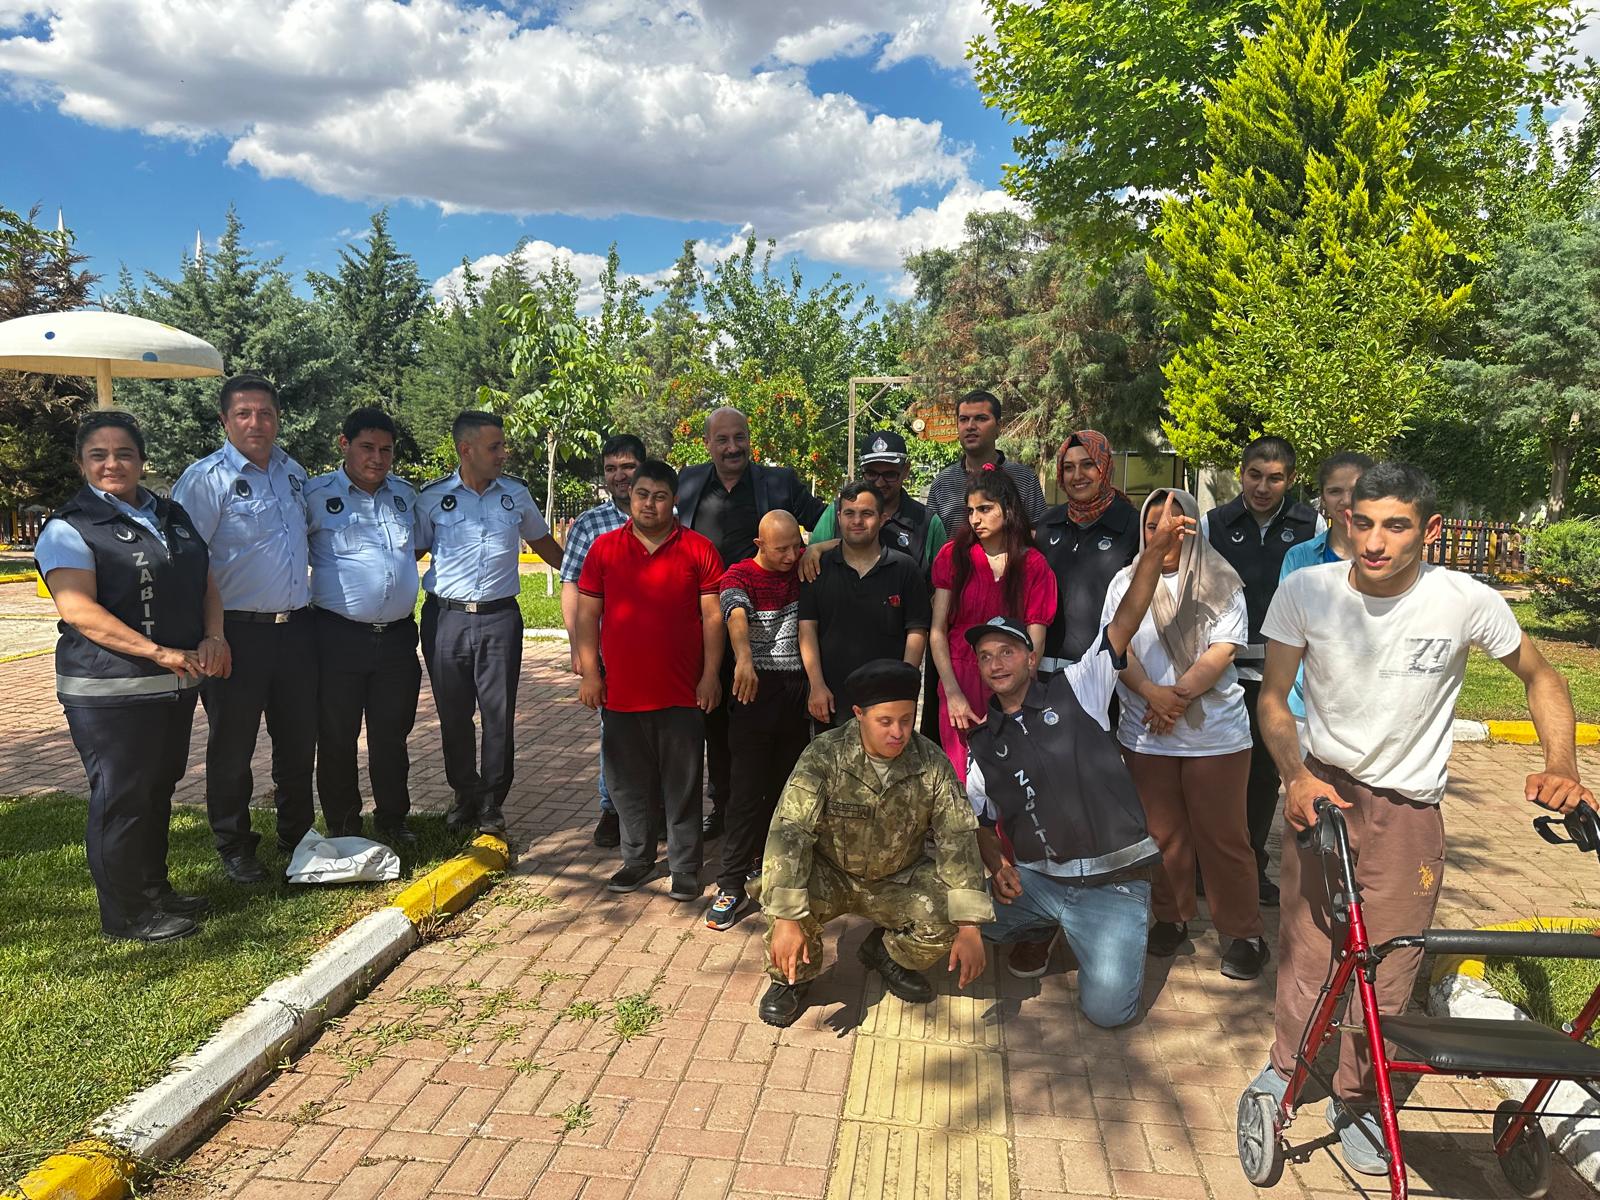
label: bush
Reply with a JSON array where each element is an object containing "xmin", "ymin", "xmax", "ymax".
[{"xmin": 1526, "ymin": 518, "xmax": 1600, "ymax": 640}]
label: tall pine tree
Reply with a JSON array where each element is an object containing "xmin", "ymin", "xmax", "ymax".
[
  {"xmin": 113, "ymin": 206, "xmax": 352, "ymax": 478},
  {"xmin": 1151, "ymin": 0, "xmax": 1469, "ymax": 473}
]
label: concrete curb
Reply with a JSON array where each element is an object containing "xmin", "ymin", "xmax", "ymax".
[
  {"xmin": 523, "ymin": 627, "xmax": 567, "ymax": 640},
  {"xmin": 1451, "ymin": 719, "xmax": 1600, "ymax": 746},
  {"xmin": 5, "ymin": 834, "xmax": 510, "ymax": 1200},
  {"xmin": 1427, "ymin": 918, "xmax": 1600, "ymax": 1187}
]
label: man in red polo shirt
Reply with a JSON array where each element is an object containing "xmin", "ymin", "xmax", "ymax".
[{"xmin": 576, "ymin": 459, "xmax": 726, "ymax": 900}]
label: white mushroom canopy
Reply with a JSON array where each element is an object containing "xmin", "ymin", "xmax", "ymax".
[{"xmin": 0, "ymin": 311, "xmax": 224, "ymax": 379}]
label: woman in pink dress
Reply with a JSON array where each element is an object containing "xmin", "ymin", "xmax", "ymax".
[{"xmin": 929, "ymin": 465, "xmax": 1057, "ymax": 781}]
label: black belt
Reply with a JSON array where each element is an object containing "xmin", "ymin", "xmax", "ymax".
[
  {"xmin": 317, "ymin": 608, "xmax": 416, "ymax": 633},
  {"xmin": 426, "ymin": 594, "xmax": 518, "ymax": 615},
  {"xmin": 224, "ymin": 607, "xmax": 310, "ymax": 624}
]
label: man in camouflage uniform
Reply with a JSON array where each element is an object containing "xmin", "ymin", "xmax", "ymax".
[{"xmin": 752, "ymin": 659, "xmax": 994, "ymax": 1027}]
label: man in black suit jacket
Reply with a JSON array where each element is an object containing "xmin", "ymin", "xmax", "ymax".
[{"xmin": 678, "ymin": 407, "xmax": 827, "ymax": 838}]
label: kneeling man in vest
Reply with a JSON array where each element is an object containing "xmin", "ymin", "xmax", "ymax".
[
  {"xmin": 753, "ymin": 659, "xmax": 993, "ymax": 1028},
  {"xmin": 966, "ymin": 497, "xmax": 1194, "ymax": 1027}
]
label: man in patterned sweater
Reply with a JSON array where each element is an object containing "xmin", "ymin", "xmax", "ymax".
[{"xmin": 707, "ymin": 510, "xmax": 809, "ymax": 930}]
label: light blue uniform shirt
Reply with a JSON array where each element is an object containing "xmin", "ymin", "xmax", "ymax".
[
  {"xmin": 304, "ymin": 468, "xmax": 420, "ymax": 624},
  {"xmin": 36, "ymin": 487, "xmax": 167, "ymax": 575},
  {"xmin": 172, "ymin": 441, "xmax": 311, "ymax": 612},
  {"xmin": 413, "ymin": 471, "xmax": 550, "ymax": 602}
]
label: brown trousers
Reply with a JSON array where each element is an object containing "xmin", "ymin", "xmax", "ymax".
[
  {"xmin": 1269, "ymin": 757, "xmax": 1446, "ymax": 1101},
  {"xmin": 1126, "ymin": 748, "xmax": 1263, "ymax": 939}
]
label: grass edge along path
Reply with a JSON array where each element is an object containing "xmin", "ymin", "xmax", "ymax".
[
  {"xmin": 0, "ymin": 793, "xmax": 472, "ymax": 1191},
  {"xmin": 1460, "ymin": 599, "xmax": 1600, "ymax": 723}
]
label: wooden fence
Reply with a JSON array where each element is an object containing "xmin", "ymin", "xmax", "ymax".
[{"xmin": 1425, "ymin": 518, "xmax": 1525, "ymax": 575}]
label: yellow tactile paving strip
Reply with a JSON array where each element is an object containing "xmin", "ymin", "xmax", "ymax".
[{"xmin": 827, "ymin": 969, "xmax": 1015, "ymax": 1199}]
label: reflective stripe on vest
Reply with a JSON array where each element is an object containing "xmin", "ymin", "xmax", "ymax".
[{"xmin": 56, "ymin": 672, "xmax": 201, "ymax": 698}]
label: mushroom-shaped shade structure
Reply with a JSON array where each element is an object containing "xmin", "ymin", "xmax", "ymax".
[{"xmin": 0, "ymin": 311, "xmax": 224, "ymax": 409}]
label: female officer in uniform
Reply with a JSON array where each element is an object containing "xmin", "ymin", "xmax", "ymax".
[{"xmin": 35, "ymin": 412, "xmax": 231, "ymax": 942}]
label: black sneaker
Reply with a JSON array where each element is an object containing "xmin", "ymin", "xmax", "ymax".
[
  {"xmin": 701, "ymin": 810, "xmax": 724, "ymax": 840},
  {"xmin": 705, "ymin": 889, "xmax": 747, "ymax": 931},
  {"xmin": 1147, "ymin": 920, "xmax": 1188, "ymax": 957},
  {"xmin": 1258, "ymin": 874, "xmax": 1280, "ymax": 907},
  {"xmin": 445, "ymin": 796, "xmax": 477, "ymax": 833},
  {"xmin": 607, "ymin": 862, "xmax": 658, "ymax": 893},
  {"xmin": 594, "ymin": 809, "xmax": 621, "ymax": 848},
  {"xmin": 477, "ymin": 807, "xmax": 507, "ymax": 837},
  {"xmin": 668, "ymin": 872, "xmax": 702, "ymax": 902},
  {"xmin": 1221, "ymin": 936, "xmax": 1270, "ymax": 981},
  {"xmin": 759, "ymin": 980, "xmax": 810, "ymax": 1028},
  {"xmin": 858, "ymin": 927, "xmax": 933, "ymax": 1003}
]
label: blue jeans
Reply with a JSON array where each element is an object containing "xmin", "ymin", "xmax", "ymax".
[
  {"xmin": 597, "ymin": 708, "xmax": 613, "ymax": 813},
  {"xmin": 985, "ymin": 867, "xmax": 1150, "ymax": 1028}
]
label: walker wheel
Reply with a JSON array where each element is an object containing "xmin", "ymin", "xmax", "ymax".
[
  {"xmin": 1494, "ymin": 1098, "xmax": 1552, "ymax": 1199},
  {"xmin": 1237, "ymin": 1089, "xmax": 1286, "ymax": 1188}
]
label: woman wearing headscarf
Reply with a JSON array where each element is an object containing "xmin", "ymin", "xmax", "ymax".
[
  {"xmin": 1035, "ymin": 431, "xmax": 1140, "ymax": 674},
  {"xmin": 1100, "ymin": 488, "xmax": 1267, "ymax": 981}
]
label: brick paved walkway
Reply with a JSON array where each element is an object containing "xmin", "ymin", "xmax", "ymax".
[{"xmin": 2, "ymin": 644, "xmax": 1597, "ymax": 1199}]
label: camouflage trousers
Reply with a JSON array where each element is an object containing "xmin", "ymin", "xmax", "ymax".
[{"xmin": 753, "ymin": 855, "xmax": 956, "ymax": 984}]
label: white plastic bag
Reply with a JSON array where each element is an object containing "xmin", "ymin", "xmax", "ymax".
[{"xmin": 284, "ymin": 828, "xmax": 401, "ymax": 885}]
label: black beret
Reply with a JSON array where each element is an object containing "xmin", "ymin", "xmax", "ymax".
[{"xmin": 844, "ymin": 659, "xmax": 921, "ymax": 709}]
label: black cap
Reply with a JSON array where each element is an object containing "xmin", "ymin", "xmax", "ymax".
[
  {"xmin": 965, "ymin": 615, "xmax": 1032, "ymax": 651},
  {"xmin": 859, "ymin": 430, "xmax": 908, "ymax": 465},
  {"xmin": 843, "ymin": 659, "xmax": 921, "ymax": 709}
]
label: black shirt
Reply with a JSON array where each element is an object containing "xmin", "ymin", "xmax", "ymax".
[
  {"xmin": 693, "ymin": 471, "xmax": 760, "ymax": 567},
  {"xmin": 1036, "ymin": 494, "xmax": 1140, "ymax": 662},
  {"xmin": 798, "ymin": 545, "xmax": 932, "ymax": 719}
]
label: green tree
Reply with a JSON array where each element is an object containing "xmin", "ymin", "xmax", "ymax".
[
  {"xmin": 308, "ymin": 209, "xmax": 429, "ymax": 411},
  {"xmin": 1445, "ymin": 213, "xmax": 1600, "ymax": 519},
  {"xmin": 397, "ymin": 250, "xmax": 528, "ymax": 471},
  {"xmin": 0, "ymin": 205, "xmax": 98, "ymax": 511},
  {"xmin": 665, "ymin": 362, "xmax": 838, "ymax": 491},
  {"xmin": 480, "ymin": 262, "xmax": 649, "ymax": 517},
  {"xmin": 112, "ymin": 206, "xmax": 352, "ymax": 478},
  {"xmin": 904, "ymin": 210, "xmax": 1168, "ymax": 468},
  {"xmin": 1151, "ymin": 0, "xmax": 1470, "ymax": 473},
  {"xmin": 972, "ymin": 0, "xmax": 1591, "ymax": 253}
]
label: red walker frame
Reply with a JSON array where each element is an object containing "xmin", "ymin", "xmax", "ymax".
[{"xmin": 1237, "ymin": 800, "xmax": 1600, "ymax": 1199}]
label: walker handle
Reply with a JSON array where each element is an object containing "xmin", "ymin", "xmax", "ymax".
[
  {"xmin": 1293, "ymin": 796, "xmax": 1338, "ymax": 851},
  {"xmin": 1533, "ymin": 804, "xmax": 1600, "ymax": 855}
]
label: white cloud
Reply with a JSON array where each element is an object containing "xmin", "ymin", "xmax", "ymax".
[
  {"xmin": 430, "ymin": 239, "xmax": 676, "ymax": 315},
  {"xmin": 781, "ymin": 179, "xmax": 1027, "ymax": 271}
]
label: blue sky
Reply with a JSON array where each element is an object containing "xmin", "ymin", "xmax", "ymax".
[{"xmin": 0, "ymin": 3, "xmax": 1022, "ymax": 310}]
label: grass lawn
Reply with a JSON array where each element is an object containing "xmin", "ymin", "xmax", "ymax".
[
  {"xmin": 1457, "ymin": 601, "xmax": 1600, "ymax": 723},
  {"xmin": 0, "ymin": 794, "xmax": 460, "ymax": 1187},
  {"xmin": 1485, "ymin": 919, "xmax": 1600, "ymax": 1040}
]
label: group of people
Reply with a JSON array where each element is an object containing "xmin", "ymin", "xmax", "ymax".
[
  {"xmin": 38, "ymin": 377, "xmax": 1596, "ymax": 1180},
  {"xmin": 38, "ymin": 376, "xmax": 563, "ymax": 942}
]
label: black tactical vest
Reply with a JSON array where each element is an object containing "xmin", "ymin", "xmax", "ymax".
[
  {"xmin": 1205, "ymin": 494, "xmax": 1318, "ymax": 643},
  {"xmin": 881, "ymin": 493, "xmax": 934, "ymax": 569},
  {"xmin": 967, "ymin": 672, "xmax": 1160, "ymax": 883},
  {"xmin": 39, "ymin": 487, "xmax": 209, "ymax": 707}
]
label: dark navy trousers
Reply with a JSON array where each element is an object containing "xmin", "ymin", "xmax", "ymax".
[
  {"xmin": 420, "ymin": 598, "xmax": 523, "ymax": 816},
  {"xmin": 65, "ymin": 692, "xmax": 198, "ymax": 933}
]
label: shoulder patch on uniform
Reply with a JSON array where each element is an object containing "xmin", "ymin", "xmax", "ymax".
[
  {"xmin": 421, "ymin": 475, "xmax": 454, "ymax": 491},
  {"xmin": 500, "ymin": 472, "xmax": 527, "ymax": 486},
  {"xmin": 389, "ymin": 475, "xmax": 416, "ymax": 493}
]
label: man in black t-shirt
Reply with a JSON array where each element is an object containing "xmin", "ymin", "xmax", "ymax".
[{"xmin": 798, "ymin": 482, "xmax": 931, "ymax": 727}]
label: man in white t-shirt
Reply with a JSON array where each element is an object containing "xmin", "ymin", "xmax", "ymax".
[{"xmin": 1242, "ymin": 461, "xmax": 1593, "ymax": 1177}]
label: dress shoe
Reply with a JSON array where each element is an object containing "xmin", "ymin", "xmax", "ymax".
[
  {"xmin": 758, "ymin": 980, "xmax": 810, "ymax": 1028},
  {"xmin": 477, "ymin": 807, "xmax": 508, "ymax": 837},
  {"xmin": 157, "ymin": 890, "xmax": 211, "ymax": 917},
  {"xmin": 105, "ymin": 911, "xmax": 200, "ymax": 943},
  {"xmin": 701, "ymin": 810, "xmax": 724, "ymax": 839},
  {"xmin": 220, "ymin": 854, "xmax": 269, "ymax": 885},
  {"xmin": 593, "ymin": 809, "xmax": 621, "ymax": 848},
  {"xmin": 445, "ymin": 795, "xmax": 478, "ymax": 832},
  {"xmin": 858, "ymin": 927, "xmax": 934, "ymax": 1003},
  {"xmin": 376, "ymin": 822, "xmax": 418, "ymax": 848}
]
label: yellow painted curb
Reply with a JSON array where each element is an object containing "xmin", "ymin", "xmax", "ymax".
[
  {"xmin": 6, "ymin": 834, "xmax": 513, "ymax": 1200},
  {"xmin": 1484, "ymin": 720, "xmax": 1600, "ymax": 746},
  {"xmin": 0, "ymin": 571, "xmax": 33, "ymax": 585},
  {"xmin": 1428, "ymin": 917, "xmax": 1600, "ymax": 986},
  {"xmin": 2, "ymin": 1140, "xmax": 134, "ymax": 1200},
  {"xmin": 391, "ymin": 833, "xmax": 509, "ymax": 925}
]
